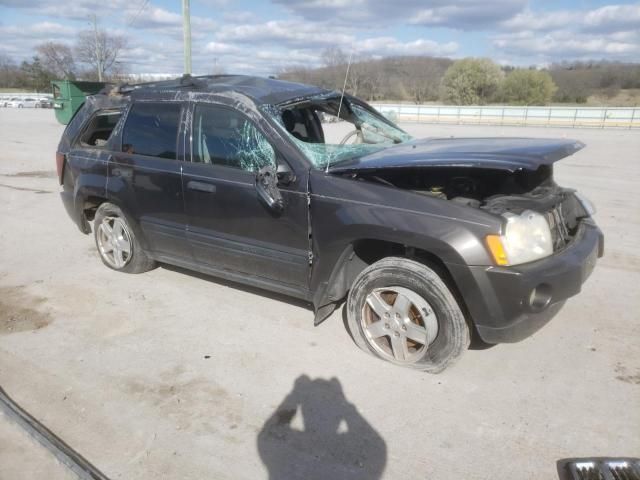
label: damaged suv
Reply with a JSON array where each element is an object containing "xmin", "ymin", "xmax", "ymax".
[{"xmin": 57, "ymin": 75, "xmax": 603, "ymax": 372}]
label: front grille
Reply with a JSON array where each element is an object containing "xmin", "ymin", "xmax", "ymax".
[
  {"xmin": 546, "ymin": 194, "xmax": 583, "ymax": 251},
  {"xmin": 558, "ymin": 458, "xmax": 640, "ymax": 480}
]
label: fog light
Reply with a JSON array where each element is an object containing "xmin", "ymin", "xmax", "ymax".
[{"xmin": 528, "ymin": 284, "xmax": 552, "ymax": 311}]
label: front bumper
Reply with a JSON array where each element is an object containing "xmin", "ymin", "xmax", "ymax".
[{"xmin": 449, "ymin": 219, "xmax": 604, "ymax": 343}]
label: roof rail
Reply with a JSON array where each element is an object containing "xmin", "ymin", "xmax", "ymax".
[{"xmin": 115, "ymin": 74, "xmax": 205, "ymax": 94}]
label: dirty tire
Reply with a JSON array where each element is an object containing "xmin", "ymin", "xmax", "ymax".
[
  {"xmin": 94, "ymin": 202, "xmax": 156, "ymax": 274},
  {"xmin": 346, "ymin": 257, "xmax": 469, "ymax": 373}
]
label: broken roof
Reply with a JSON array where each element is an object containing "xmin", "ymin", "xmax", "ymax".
[{"xmin": 118, "ymin": 74, "xmax": 331, "ymax": 106}]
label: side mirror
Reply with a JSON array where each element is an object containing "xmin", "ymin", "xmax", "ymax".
[
  {"xmin": 256, "ymin": 166, "xmax": 284, "ymax": 214},
  {"xmin": 276, "ymin": 161, "xmax": 296, "ymax": 186}
]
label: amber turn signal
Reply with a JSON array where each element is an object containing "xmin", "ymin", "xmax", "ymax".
[{"xmin": 486, "ymin": 235, "xmax": 509, "ymax": 266}]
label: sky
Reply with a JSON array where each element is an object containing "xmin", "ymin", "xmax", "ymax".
[{"xmin": 0, "ymin": 0, "xmax": 639, "ymax": 76}]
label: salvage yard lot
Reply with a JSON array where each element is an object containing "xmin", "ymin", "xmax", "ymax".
[{"xmin": 1, "ymin": 108, "xmax": 638, "ymax": 479}]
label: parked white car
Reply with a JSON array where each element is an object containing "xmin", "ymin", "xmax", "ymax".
[
  {"xmin": 2, "ymin": 97, "xmax": 20, "ymax": 107},
  {"xmin": 6, "ymin": 97, "xmax": 38, "ymax": 108}
]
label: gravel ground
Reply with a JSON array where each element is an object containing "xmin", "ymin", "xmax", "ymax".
[{"xmin": 0, "ymin": 108, "xmax": 638, "ymax": 480}]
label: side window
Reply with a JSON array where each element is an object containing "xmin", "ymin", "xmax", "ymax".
[
  {"xmin": 122, "ymin": 102, "xmax": 181, "ymax": 159},
  {"xmin": 193, "ymin": 104, "xmax": 275, "ymax": 172},
  {"xmin": 78, "ymin": 109, "xmax": 122, "ymax": 148}
]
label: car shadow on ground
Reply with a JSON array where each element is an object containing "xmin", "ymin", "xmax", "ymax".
[{"xmin": 257, "ymin": 375, "xmax": 387, "ymax": 480}]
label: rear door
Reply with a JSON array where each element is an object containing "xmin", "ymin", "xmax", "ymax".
[
  {"xmin": 109, "ymin": 101, "xmax": 190, "ymax": 261},
  {"xmin": 182, "ymin": 102, "xmax": 310, "ymax": 296}
]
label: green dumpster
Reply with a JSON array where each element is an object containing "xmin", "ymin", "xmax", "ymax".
[{"xmin": 51, "ymin": 80, "xmax": 107, "ymax": 125}]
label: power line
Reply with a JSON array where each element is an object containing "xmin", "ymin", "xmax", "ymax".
[{"xmin": 127, "ymin": 0, "xmax": 150, "ymax": 28}]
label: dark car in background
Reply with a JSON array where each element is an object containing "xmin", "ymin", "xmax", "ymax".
[
  {"xmin": 56, "ymin": 75, "xmax": 603, "ymax": 372},
  {"xmin": 36, "ymin": 98, "xmax": 53, "ymax": 109}
]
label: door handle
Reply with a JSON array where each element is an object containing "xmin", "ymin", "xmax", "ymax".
[{"xmin": 187, "ymin": 180, "xmax": 216, "ymax": 193}]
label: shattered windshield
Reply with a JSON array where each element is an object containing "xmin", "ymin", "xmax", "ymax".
[{"xmin": 263, "ymin": 96, "xmax": 412, "ymax": 169}]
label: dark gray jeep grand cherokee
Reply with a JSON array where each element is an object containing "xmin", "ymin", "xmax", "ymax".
[{"xmin": 57, "ymin": 75, "xmax": 603, "ymax": 372}]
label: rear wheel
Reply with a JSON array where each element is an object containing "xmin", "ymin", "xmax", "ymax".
[
  {"xmin": 94, "ymin": 203, "xmax": 156, "ymax": 274},
  {"xmin": 346, "ymin": 257, "xmax": 469, "ymax": 373}
]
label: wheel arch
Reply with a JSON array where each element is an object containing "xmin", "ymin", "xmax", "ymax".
[
  {"xmin": 83, "ymin": 195, "xmax": 153, "ymax": 252},
  {"xmin": 312, "ymin": 237, "xmax": 473, "ymax": 327}
]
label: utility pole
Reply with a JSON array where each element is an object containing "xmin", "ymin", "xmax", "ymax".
[
  {"xmin": 91, "ymin": 14, "xmax": 103, "ymax": 81},
  {"xmin": 182, "ymin": 0, "xmax": 192, "ymax": 75}
]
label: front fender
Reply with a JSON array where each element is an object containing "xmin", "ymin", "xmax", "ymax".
[{"xmin": 308, "ymin": 171, "xmax": 500, "ymax": 313}]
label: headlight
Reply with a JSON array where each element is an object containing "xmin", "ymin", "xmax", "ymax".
[
  {"xmin": 486, "ymin": 210, "xmax": 553, "ymax": 266},
  {"xmin": 574, "ymin": 192, "xmax": 596, "ymax": 216}
]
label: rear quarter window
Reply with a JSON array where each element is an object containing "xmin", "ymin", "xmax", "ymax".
[
  {"xmin": 77, "ymin": 109, "xmax": 123, "ymax": 148},
  {"xmin": 121, "ymin": 102, "xmax": 182, "ymax": 159}
]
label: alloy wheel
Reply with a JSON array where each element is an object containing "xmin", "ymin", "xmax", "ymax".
[
  {"xmin": 361, "ymin": 286, "xmax": 438, "ymax": 364},
  {"xmin": 96, "ymin": 216, "xmax": 133, "ymax": 269}
]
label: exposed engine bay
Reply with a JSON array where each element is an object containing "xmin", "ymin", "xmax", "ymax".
[{"xmin": 350, "ymin": 165, "xmax": 588, "ymax": 251}]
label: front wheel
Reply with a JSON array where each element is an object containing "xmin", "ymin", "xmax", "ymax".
[
  {"xmin": 94, "ymin": 203, "xmax": 156, "ymax": 274},
  {"xmin": 346, "ymin": 257, "xmax": 469, "ymax": 373}
]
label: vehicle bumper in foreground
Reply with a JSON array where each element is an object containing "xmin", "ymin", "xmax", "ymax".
[{"xmin": 450, "ymin": 219, "xmax": 604, "ymax": 344}]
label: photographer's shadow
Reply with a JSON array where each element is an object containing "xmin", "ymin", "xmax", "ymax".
[{"xmin": 257, "ymin": 375, "xmax": 387, "ymax": 480}]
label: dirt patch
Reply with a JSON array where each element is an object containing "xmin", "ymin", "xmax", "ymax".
[
  {"xmin": 0, "ymin": 170, "xmax": 57, "ymax": 179},
  {"xmin": 0, "ymin": 286, "xmax": 51, "ymax": 335},
  {"xmin": 614, "ymin": 363, "xmax": 640, "ymax": 385},
  {"xmin": 0, "ymin": 183, "xmax": 52, "ymax": 194},
  {"xmin": 121, "ymin": 367, "xmax": 242, "ymax": 434}
]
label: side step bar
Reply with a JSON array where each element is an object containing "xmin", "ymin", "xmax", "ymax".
[{"xmin": 0, "ymin": 386, "xmax": 111, "ymax": 480}]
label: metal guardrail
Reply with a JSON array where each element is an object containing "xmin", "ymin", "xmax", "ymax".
[{"xmin": 371, "ymin": 104, "xmax": 640, "ymax": 129}]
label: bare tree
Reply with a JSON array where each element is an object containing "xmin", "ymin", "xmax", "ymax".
[
  {"xmin": 35, "ymin": 42, "xmax": 76, "ymax": 79},
  {"xmin": 321, "ymin": 47, "xmax": 347, "ymax": 68},
  {"xmin": 346, "ymin": 55, "xmax": 372, "ymax": 98},
  {"xmin": 357, "ymin": 60, "xmax": 382, "ymax": 101},
  {"xmin": 75, "ymin": 28, "xmax": 127, "ymax": 81},
  {"xmin": 404, "ymin": 58, "xmax": 449, "ymax": 103},
  {"xmin": 0, "ymin": 54, "xmax": 20, "ymax": 88}
]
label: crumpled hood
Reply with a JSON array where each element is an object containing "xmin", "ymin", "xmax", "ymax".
[{"xmin": 329, "ymin": 137, "xmax": 585, "ymax": 173}]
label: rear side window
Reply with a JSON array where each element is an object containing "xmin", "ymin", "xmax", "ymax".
[
  {"xmin": 122, "ymin": 102, "xmax": 181, "ymax": 159},
  {"xmin": 78, "ymin": 110, "xmax": 122, "ymax": 148}
]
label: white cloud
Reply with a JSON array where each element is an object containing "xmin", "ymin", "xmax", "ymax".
[
  {"xmin": 492, "ymin": 30, "xmax": 640, "ymax": 60},
  {"xmin": 0, "ymin": 21, "xmax": 75, "ymax": 58},
  {"xmin": 491, "ymin": 3, "xmax": 640, "ymax": 62},
  {"xmin": 276, "ymin": 0, "xmax": 527, "ymax": 29},
  {"xmin": 356, "ymin": 37, "xmax": 458, "ymax": 57},
  {"xmin": 204, "ymin": 42, "xmax": 242, "ymax": 55},
  {"xmin": 1, "ymin": 0, "xmax": 638, "ymax": 75},
  {"xmin": 132, "ymin": 5, "xmax": 216, "ymax": 31},
  {"xmin": 583, "ymin": 3, "xmax": 640, "ymax": 32},
  {"xmin": 216, "ymin": 20, "xmax": 354, "ymax": 48},
  {"xmin": 410, "ymin": 1, "xmax": 526, "ymax": 29},
  {"xmin": 499, "ymin": 10, "xmax": 577, "ymax": 32}
]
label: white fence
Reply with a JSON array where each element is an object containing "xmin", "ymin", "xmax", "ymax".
[{"xmin": 371, "ymin": 104, "xmax": 640, "ymax": 129}]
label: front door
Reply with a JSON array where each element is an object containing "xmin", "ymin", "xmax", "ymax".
[{"xmin": 182, "ymin": 103, "xmax": 310, "ymax": 296}]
